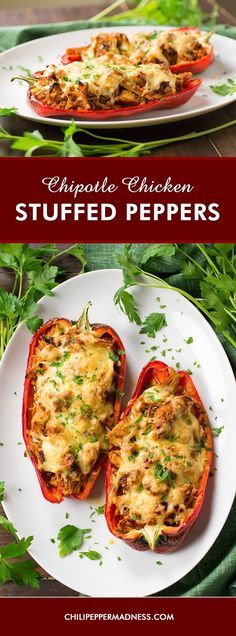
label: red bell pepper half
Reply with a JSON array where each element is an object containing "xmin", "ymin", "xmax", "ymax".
[
  {"xmin": 169, "ymin": 27, "xmax": 214, "ymax": 74},
  {"xmin": 27, "ymin": 77, "xmax": 201, "ymax": 120},
  {"xmin": 22, "ymin": 306, "xmax": 126, "ymax": 504},
  {"xmin": 105, "ymin": 360, "xmax": 212, "ymax": 553},
  {"xmin": 61, "ymin": 28, "xmax": 213, "ymax": 75}
]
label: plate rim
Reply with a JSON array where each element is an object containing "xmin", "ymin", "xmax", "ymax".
[
  {"xmin": 1, "ymin": 26, "xmax": 236, "ymax": 129},
  {"xmin": 0, "ymin": 267, "xmax": 236, "ymax": 597}
]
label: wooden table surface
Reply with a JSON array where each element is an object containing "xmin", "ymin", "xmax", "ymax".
[
  {"xmin": 0, "ymin": 0, "xmax": 235, "ymax": 598},
  {"xmin": 0, "ymin": 1, "xmax": 236, "ymax": 157}
]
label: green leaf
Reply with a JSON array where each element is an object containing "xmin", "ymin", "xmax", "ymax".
[
  {"xmin": 211, "ymin": 79, "xmax": 236, "ymax": 97},
  {"xmin": 0, "ymin": 481, "xmax": 4, "ymax": 502},
  {"xmin": 116, "ymin": 244, "xmax": 141, "ymax": 287},
  {"xmin": 28, "ymin": 265, "xmax": 58, "ymax": 296},
  {"xmin": 57, "ymin": 524, "xmax": 88, "ymax": 558},
  {"xmin": 140, "ymin": 244, "xmax": 175, "ymax": 265},
  {"xmin": 6, "ymin": 560, "xmax": 39, "ymax": 588},
  {"xmin": 0, "ymin": 536, "xmax": 33, "ymax": 559},
  {"xmin": 0, "ymin": 289, "xmax": 21, "ymax": 321},
  {"xmin": 65, "ymin": 244, "xmax": 87, "ymax": 272},
  {"xmin": 79, "ymin": 550, "xmax": 101, "ymax": 561},
  {"xmin": 114, "ymin": 288, "xmax": 141, "ymax": 325},
  {"xmin": 0, "ymin": 514, "xmax": 18, "ymax": 538},
  {"xmin": 60, "ymin": 122, "xmax": 84, "ymax": 157},
  {"xmin": 0, "ymin": 107, "xmax": 17, "ymax": 117},
  {"xmin": 25, "ymin": 316, "xmax": 44, "ymax": 333},
  {"xmin": 0, "ymin": 558, "xmax": 10, "ymax": 583},
  {"xmin": 140, "ymin": 312, "xmax": 167, "ymax": 338},
  {"xmin": 95, "ymin": 504, "xmax": 105, "ymax": 515},
  {"xmin": 213, "ymin": 426, "xmax": 224, "ymax": 437}
]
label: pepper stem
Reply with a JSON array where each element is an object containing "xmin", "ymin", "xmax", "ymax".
[
  {"xmin": 11, "ymin": 75, "xmax": 35, "ymax": 86},
  {"xmin": 77, "ymin": 301, "xmax": 92, "ymax": 332},
  {"xmin": 200, "ymin": 30, "xmax": 214, "ymax": 42}
]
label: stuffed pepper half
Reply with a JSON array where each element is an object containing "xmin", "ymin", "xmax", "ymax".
[
  {"xmin": 61, "ymin": 28, "xmax": 214, "ymax": 75},
  {"xmin": 105, "ymin": 361, "xmax": 212, "ymax": 552},
  {"xmin": 23, "ymin": 303, "xmax": 126, "ymax": 503},
  {"xmin": 13, "ymin": 59, "xmax": 201, "ymax": 119}
]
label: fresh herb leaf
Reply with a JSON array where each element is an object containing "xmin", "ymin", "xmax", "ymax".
[
  {"xmin": 211, "ymin": 79, "xmax": 236, "ymax": 96},
  {"xmin": 73, "ymin": 375, "xmax": 84, "ymax": 385},
  {"xmin": 213, "ymin": 426, "xmax": 224, "ymax": 437},
  {"xmin": 154, "ymin": 463, "xmax": 174, "ymax": 486},
  {"xmin": 79, "ymin": 550, "xmax": 101, "ymax": 561},
  {"xmin": 0, "ymin": 107, "xmax": 17, "ymax": 117},
  {"xmin": 140, "ymin": 312, "xmax": 167, "ymax": 338},
  {"xmin": 57, "ymin": 524, "xmax": 91, "ymax": 558},
  {"xmin": 108, "ymin": 350, "xmax": 119, "ymax": 362},
  {"xmin": 114, "ymin": 288, "xmax": 141, "ymax": 325},
  {"xmin": 140, "ymin": 244, "xmax": 175, "ymax": 265},
  {"xmin": 95, "ymin": 504, "xmax": 105, "ymax": 515},
  {"xmin": 0, "ymin": 481, "xmax": 4, "ymax": 502},
  {"xmin": 0, "ymin": 516, "xmax": 39, "ymax": 588},
  {"xmin": 0, "ymin": 514, "xmax": 18, "ymax": 538}
]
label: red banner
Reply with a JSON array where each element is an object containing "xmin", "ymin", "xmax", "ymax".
[
  {"xmin": 0, "ymin": 597, "xmax": 235, "ymax": 635},
  {"xmin": 0, "ymin": 157, "xmax": 235, "ymax": 242}
]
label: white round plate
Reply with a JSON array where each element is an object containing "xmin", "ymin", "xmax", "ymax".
[
  {"xmin": 0, "ymin": 27, "xmax": 236, "ymax": 128},
  {"xmin": 0, "ymin": 269, "xmax": 235, "ymax": 597}
]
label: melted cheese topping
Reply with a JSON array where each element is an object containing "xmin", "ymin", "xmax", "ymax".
[
  {"xmin": 108, "ymin": 373, "xmax": 208, "ymax": 549},
  {"xmin": 28, "ymin": 322, "xmax": 118, "ymax": 496},
  {"xmin": 44, "ymin": 56, "xmax": 175, "ymax": 98}
]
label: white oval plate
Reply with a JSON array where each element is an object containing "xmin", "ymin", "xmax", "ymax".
[
  {"xmin": 0, "ymin": 269, "xmax": 236, "ymax": 597},
  {"xmin": 0, "ymin": 27, "xmax": 236, "ymax": 129}
]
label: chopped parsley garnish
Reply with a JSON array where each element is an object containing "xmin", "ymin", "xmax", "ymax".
[
  {"xmin": 185, "ymin": 337, "xmax": 193, "ymax": 344},
  {"xmin": 108, "ymin": 351, "xmax": 119, "ymax": 362},
  {"xmin": 56, "ymin": 371, "xmax": 64, "ymax": 383},
  {"xmin": 142, "ymin": 424, "xmax": 152, "ymax": 436},
  {"xmin": 73, "ymin": 375, "xmax": 84, "ymax": 385},
  {"xmin": 95, "ymin": 504, "xmax": 105, "ymax": 515},
  {"xmin": 90, "ymin": 433, "xmax": 98, "ymax": 443},
  {"xmin": 51, "ymin": 352, "xmax": 70, "ymax": 368},
  {"xmin": 116, "ymin": 389, "xmax": 124, "ymax": 399},
  {"xmin": 79, "ymin": 550, "xmax": 101, "ymax": 561},
  {"xmin": 128, "ymin": 449, "xmax": 139, "ymax": 461},
  {"xmin": 80, "ymin": 403, "xmax": 93, "ymax": 418},
  {"xmin": 213, "ymin": 426, "xmax": 224, "ymax": 437},
  {"xmin": 154, "ymin": 462, "xmax": 174, "ymax": 486}
]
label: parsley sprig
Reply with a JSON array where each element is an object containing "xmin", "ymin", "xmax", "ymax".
[
  {"xmin": 57, "ymin": 524, "xmax": 91, "ymax": 558},
  {"xmin": 0, "ymin": 483, "xmax": 39, "ymax": 588},
  {"xmin": 0, "ymin": 243, "xmax": 86, "ymax": 360},
  {"xmin": 91, "ymin": 0, "xmax": 216, "ymax": 27},
  {"xmin": 114, "ymin": 244, "xmax": 236, "ymax": 350},
  {"xmin": 1, "ymin": 110, "xmax": 236, "ymax": 158}
]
